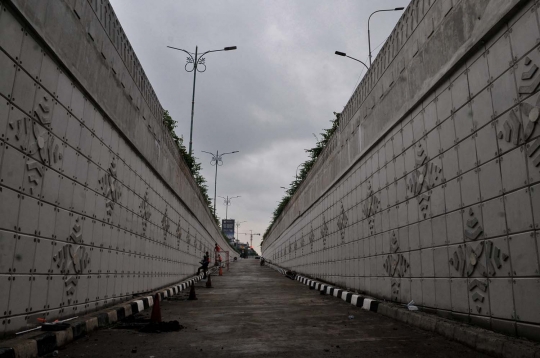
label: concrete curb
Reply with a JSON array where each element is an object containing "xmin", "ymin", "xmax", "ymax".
[
  {"xmin": 266, "ymin": 264, "xmax": 540, "ymax": 358},
  {"xmin": 0, "ymin": 269, "xmax": 217, "ymax": 358},
  {"xmin": 266, "ymin": 264, "xmax": 381, "ymax": 312}
]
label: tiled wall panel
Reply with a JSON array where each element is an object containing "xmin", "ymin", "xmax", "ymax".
[
  {"xmin": 263, "ymin": 0, "xmax": 540, "ymax": 341},
  {"xmin": 0, "ymin": 0, "xmax": 231, "ymax": 335}
]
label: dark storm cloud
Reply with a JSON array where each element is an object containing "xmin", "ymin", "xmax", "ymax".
[{"xmin": 111, "ymin": 0, "xmax": 409, "ymax": 250}]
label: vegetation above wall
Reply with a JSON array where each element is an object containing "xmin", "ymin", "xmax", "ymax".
[
  {"xmin": 263, "ymin": 112, "xmax": 341, "ymax": 240},
  {"xmin": 163, "ymin": 110, "xmax": 219, "ymax": 225}
]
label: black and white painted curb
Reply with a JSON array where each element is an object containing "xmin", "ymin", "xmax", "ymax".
[
  {"xmin": 0, "ymin": 269, "xmax": 216, "ymax": 358},
  {"xmin": 269, "ymin": 265, "xmax": 287, "ymax": 275},
  {"xmin": 297, "ymin": 275, "xmax": 380, "ymax": 312},
  {"xmin": 266, "ymin": 263, "xmax": 379, "ymax": 312},
  {"xmin": 265, "ymin": 264, "xmax": 540, "ymax": 358}
]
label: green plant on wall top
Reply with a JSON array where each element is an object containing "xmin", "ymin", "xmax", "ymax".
[
  {"xmin": 263, "ymin": 112, "xmax": 341, "ymax": 240},
  {"xmin": 163, "ymin": 110, "xmax": 219, "ymax": 225}
]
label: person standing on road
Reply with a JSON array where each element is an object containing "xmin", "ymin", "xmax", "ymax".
[
  {"xmin": 214, "ymin": 243, "xmax": 221, "ymax": 265},
  {"xmin": 217, "ymin": 253, "xmax": 222, "ymax": 267},
  {"xmin": 197, "ymin": 252, "xmax": 210, "ymax": 278}
]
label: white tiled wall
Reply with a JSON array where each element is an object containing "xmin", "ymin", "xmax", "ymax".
[
  {"xmin": 263, "ymin": 0, "xmax": 540, "ymax": 339},
  {"xmin": 0, "ymin": 0, "xmax": 230, "ymax": 335}
]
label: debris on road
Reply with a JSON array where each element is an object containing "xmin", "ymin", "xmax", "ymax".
[
  {"xmin": 285, "ymin": 270, "xmax": 297, "ymax": 280},
  {"xmin": 115, "ymin": 320, "xmax": 184, "ymax": 333},
  {"xmin": 113, "ymin": 315, "xmax": 184, "ymax": 333},
  {"xmin": 406, "ymin": 300, "xmax": 419, "ymax": 311}
]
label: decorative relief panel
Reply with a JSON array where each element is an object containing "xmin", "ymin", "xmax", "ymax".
[
  {"xmin": 515, "ymin": 57, "xmax": 540, "ymax": 172},
  {"xmin": 309, "ymin": 224, "xmax": 315, "ymax": 251},
  {"xmin": 98, "ymin": 157, "xmax": 122, "ymax": 221},
  {"xmin": 7, "ymin": 95, "xmax": 64, "ymax": 196},
  {"xmin": 447, "ymin": 208, "xmax": 509, "ymax": 313},
  {"xmin": 139, "ymin": 188, "xmax": 151, "ymax": 236},
  {"xmin": 362, "ymin": 180, "xmax": 380, "ymax": 236},
  {"xmin": 161, "ymin": 207, "xmax": 170, "ymax": 241},
  {"xmin": 175, "ymin": 217, "xmax": 182, "ymax": 249},
  {"xmin": 320, "ymin": 215, "xmax": 328, "ymax": 249},
  {"xmin": 336, "ymin": 202, "xmax": 348, "ymax": 243},
  {"xmin": 52, "ymin": 217, "xmax": 90, "ymax": 301},
  {"xmin": 406, "ymin": 140, "xmax": 443, "ymax": 219}
]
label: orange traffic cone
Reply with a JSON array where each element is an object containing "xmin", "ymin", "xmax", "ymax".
[
  {"xmin": 206, "ymin": 274, "xmax": 213, "ymax": 288},
  {"xmin": 150, "ymin": 293, "xmax": 162, "ymax": 323},
  {"xmin": 188, "ymin": 284, "xmax": 197, "ymax": 300},
  {"xmin": 219, "ymin": 267, "xmax": 223, "ymax": 276}
]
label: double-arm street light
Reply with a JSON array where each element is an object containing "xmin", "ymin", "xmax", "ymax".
[
  {"xmin": 218, "ymin": 195, "xmax": 241, "ymax": 220},
  {"xmin": 368, "ymin": 7, "xmax": 404, "ymax": 66},
  {"xmin": 167, "ymin": 45, "xmax": 237, "ymax": 156},
  {"xmin": 202, "ymin": 150, "xmax": 239, "ymax": 216}
]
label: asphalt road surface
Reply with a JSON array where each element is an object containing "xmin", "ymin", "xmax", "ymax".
[{"xmin": 54, "ymin": 259, "xmax": 492, "ymax": 357}]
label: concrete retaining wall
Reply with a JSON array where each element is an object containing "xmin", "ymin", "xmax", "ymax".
[
  {"xmin": 0, "ymin": 0, "xmax": 233, "ymax": 336},
  {"xmin": 263, "ymin": 0, "xmax": 540, "ymax": 341}
]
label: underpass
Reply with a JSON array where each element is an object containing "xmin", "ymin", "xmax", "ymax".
[{"xmin": 1, "ymin": 0, "xmax": 540, "ymax": 356}]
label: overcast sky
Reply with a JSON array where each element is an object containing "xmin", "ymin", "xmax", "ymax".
[{"xmin": 110, "ymin": 0, "xmax": 409, "ymax": 252}]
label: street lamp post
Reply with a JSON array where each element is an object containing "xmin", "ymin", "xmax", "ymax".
[
  {"xmin": 249, "ymin": 230, "xmax": 261, "ymax": 250},
  {"xmin": 167, "ymin": 45, "xmax": 237, "ymax": 156},
  {"xmin": 235, "ymin": 220, "xmax": 246, "ymax": 246},
  {"xmin": 368, "ymin": 7, "xmax": 405, "ymax": 66},
  {"xmin": 218, "ymin": 195, "xmax": 240, "ymax": 220},
  {"xmin": 202, "ymin": 150, "xmax": 239, "ymax": 216},
  {"xmin": 334, "ymin": 51, "xmax": 369, "ymax": 70}
]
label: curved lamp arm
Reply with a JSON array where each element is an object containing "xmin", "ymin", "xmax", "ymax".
[
  {"xmin": 220, "ymin": 151, "xmax": 239, "ymax": 157},
  {"xmin": 335, "ymin": 51, "xmax": 369, "ymax": 70},
  {"xmin": 368, "ymin": 8, "xmax": 405, "ymax": 27},
  {"xmin": 201, "ymin": 150, "xmax": 218, "ymax": 165},
  {"xmin": 367, "ymin": 7, "xmax": 405, "ymax": 66},
  {"xmin": 167, "ymin": 46, "xmax": 197, "ymax": 72},
  {"xmin": 199, "ymin": 46, "xmax": 237, "ymax": 59},
  {"xmin": 201, "ymin": 150, "xmax": 217, "ymax": 160}
]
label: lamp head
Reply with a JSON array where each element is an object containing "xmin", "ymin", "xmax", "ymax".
[
  {"xmin": 335, "ymin": 51, "xmax": 346, "ymax": 56},
  {"xmin": 224, "ymin": 46, "xmax": 237, "ymax": 51},
  {"xmin": 395, "ymin": 7, "xmax": 405, "ymax": 10}
]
